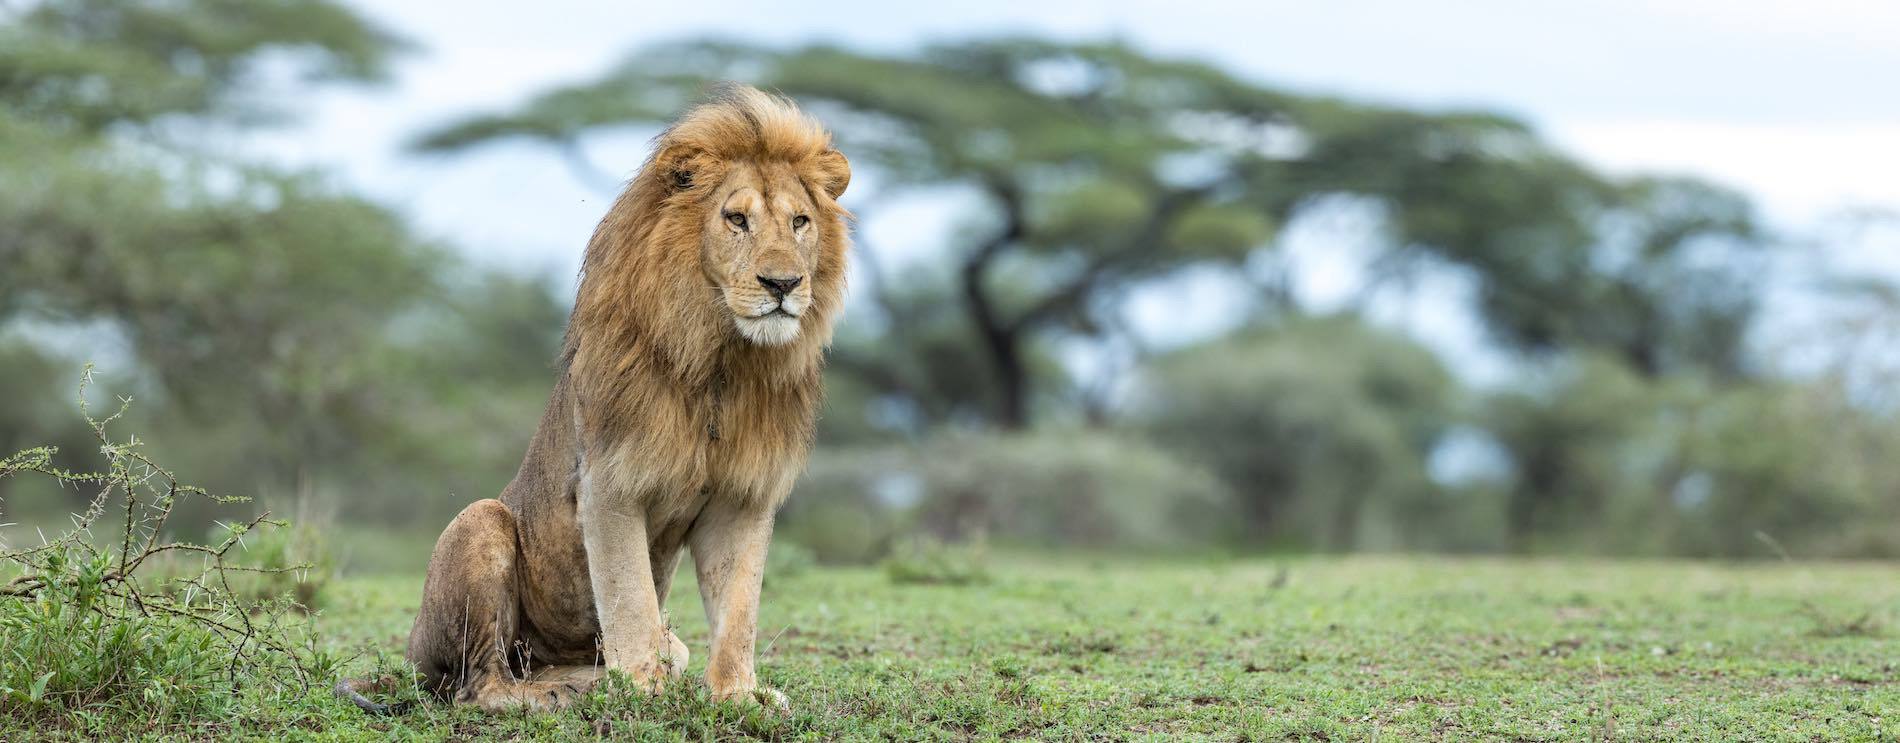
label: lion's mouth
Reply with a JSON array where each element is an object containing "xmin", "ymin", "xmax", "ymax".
[{"xmin": 734, "ymin": 307, "xmax": 802, "ymax": 346}]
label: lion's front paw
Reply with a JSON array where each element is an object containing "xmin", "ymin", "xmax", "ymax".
[
  {"xmin": 661, "ymin": 630, "xmax": 690, "ymax": 680},
  {"xmin": 614, "ymin": 665, "xmax": 671, "ymax": 695},
  {"xmin": 605, "ymin": 637, "xmax": 687, "ymax": 692},
  {"xmin": 714, "ymin": 685, "xmax": 790, "ymax": 715},
  {"xmin": 754, "ymin": 687, "xmax": 790, "ymax": 714}
]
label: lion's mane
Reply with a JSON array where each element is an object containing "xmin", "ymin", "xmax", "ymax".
[{"xmin": 563, "ymin": 86, "xmax": 851, "ymax": 510}]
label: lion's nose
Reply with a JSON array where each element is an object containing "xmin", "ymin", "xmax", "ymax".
[{"xmin": 757, "ymin": 275, "xmax": 804, "ymax": 299}]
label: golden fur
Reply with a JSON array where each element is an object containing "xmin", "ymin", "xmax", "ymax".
[
  {"xmin": 337, "ymin": 84, "xmax": 850, "ymax": 714},
  {"xmin": 569, "ymin": 84, "xmax": 850, "ymax": 517}
]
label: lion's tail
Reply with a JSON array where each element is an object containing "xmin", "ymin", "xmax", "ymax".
[{"xmin": 333, "ymin": 676, "xmax": 411, "ymax": 716}]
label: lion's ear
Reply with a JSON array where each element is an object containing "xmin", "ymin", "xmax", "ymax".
[
  {"xmin": 811, "ymin": 149, "xmax": 850, "ymax": 200},
  {"xmin": 658, "ymin": 145, "xmax": 704, "ymax": 192}
]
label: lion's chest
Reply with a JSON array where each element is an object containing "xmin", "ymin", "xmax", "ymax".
[{"xmin": 595, "ymin": 375, "xmax": 814, "ymax": 520}]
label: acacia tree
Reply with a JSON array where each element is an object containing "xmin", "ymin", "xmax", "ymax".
[
  {"xmin": 0, "ymin": 0, "xmax": 415, "ymax": 477},
  {"xmin": 0, "ymin": 0, "xmax": 398, "ymax": 137},
  {"xmin": 0, "ymin": 1, "xmax": 573, "ymax": 526},
  {"xmin": 1138, "ymin": 316, "xmax": 1457, "ymax": 549},
  {"xmin": 416, "ymin": 39, "xmax": 1763, "ymax": 429}
]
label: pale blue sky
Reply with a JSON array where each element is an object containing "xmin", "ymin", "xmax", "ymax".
[{"xmin": 247, "ymin": 0, "xmax": 1900, "ymax": 383}]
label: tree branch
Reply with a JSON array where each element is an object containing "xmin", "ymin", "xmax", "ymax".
[
  {"xmin": 962, "ymin": 175, "xmax": 1030, "ymax": 427},
  {"xmin": 557, "ymin": 139, "xmax": 627, "ymax": 196},
  {"xmin": 1008, "ymin": 182, "xmax": 1215, "ymax": 336},
  {"xmin": 842, "ymin": 201, "xmax": 911, "ymax": 329}
]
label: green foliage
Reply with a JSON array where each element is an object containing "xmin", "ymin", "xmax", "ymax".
[
  {"xmin": 881, "ymin": 537, "xmax": 990, "ymax": 586},
  {"xmin": 0, "ymin": 549, "xmax": 344, "ymax": 733},
  {"xmin": 0, "ymin": 341, "xmax": 95, "ymax": 475},
  {"xmin": 1458, "ymin": 175, "xmax": 1763, "ymax": 378},
  {"xmin": 820, "ymin": 276, "xmax": 1046, "ymax": 436},
  {"xmin": 1138, "ymin": 316, "xmax": 1457, "ymax": 550},
  {"xmin": 0, "ymin": 0, "xmax": 400, "ymax": 135},
  {"xmin": 418, "ymin": 38, "xmax": 1770, "ymax": 431},
  {"xmin": 786, "ymin": 431, "xmax": 1232, "ymax": 563},
  {"xmin": 1483, "ymin": 355, "xmax": 1663, "ymax": 550},
  {"xmin": 0, "ymin": 376, "xmax": 344, "ymax": 734},
  {"xmin": 905, "ymin": 430, "xmax": 1234, "ymax": 549},
  {"xmin": 0, "ymin": 0, "xmax": 562, "ymax": 531},
  {"xmin": 2, "ymin": 6, "xmax": 1891, "ymax": 573},
  {"xmin": 762, "ymin": 541, "xmax": 815, "ymax": 587},
  {"xmin": 227, "ymin": 513, "xmax": 334, "ymax": 608},
  {"xmin": 775, "ymin": 449, "xmax": 908, "ymax": 564},
  {"xmin": 1480, "ymin": 353, "xmax": 1900, "ymax": 557}
]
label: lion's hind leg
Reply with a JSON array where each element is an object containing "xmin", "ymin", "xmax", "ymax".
[{"xmin": 404, "ymin": 499, "xmax": 592, "ymax": 712}]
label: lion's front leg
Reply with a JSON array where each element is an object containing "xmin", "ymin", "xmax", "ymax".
[
  {"xmin": 688, "ymin": 495, "xmax": 784, "ymax": 709},
  {"xmin": 577, "ymin": 478, "xmax": 674, "ymax": 691}
]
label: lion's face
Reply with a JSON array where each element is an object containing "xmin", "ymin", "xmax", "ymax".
[{"xmin": 703, "ymin": 160, "xmax": 828, "ymax": 347}]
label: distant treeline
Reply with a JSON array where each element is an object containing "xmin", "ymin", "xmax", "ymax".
[{"xmin": 3, "ymin": 2, "xmax": 1896, "ymax": 558}]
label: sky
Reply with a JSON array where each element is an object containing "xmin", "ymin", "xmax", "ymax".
[{"xmin": 249, "ymin": 0, "xmax": 1900, "ymax": 383}]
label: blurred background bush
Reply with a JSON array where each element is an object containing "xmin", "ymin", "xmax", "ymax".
[{"xmin": 3, "ymin": 0, "xmax": 1898, "ymax": 564}]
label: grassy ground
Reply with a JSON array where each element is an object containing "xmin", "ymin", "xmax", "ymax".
[{"xmin": 17, "ymin": 554, "xmax": 1900, "ymax": 740}]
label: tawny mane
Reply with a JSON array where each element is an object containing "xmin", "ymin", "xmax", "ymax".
[{"xmin": 563, "ymin": 85, "xmax": 850, "ymax": 466}]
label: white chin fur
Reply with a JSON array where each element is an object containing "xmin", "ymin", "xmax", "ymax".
[{"xmin": 735, "ymin": 314, "xmax": 801, "ymax": 346}]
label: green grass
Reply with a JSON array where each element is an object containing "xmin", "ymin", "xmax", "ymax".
[{"xmin": 14, "ymin": 554, "xmax": 1900, "ymax": 740}]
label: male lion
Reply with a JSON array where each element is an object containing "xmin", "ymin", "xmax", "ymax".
[{"xmin": 338, "ymin": 84, "xmax": 850, "ymax": 713}]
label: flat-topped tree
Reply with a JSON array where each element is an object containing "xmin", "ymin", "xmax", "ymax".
[
  {"xmin": 0, "ymin": 0, "xmax": 437, "ymax": 490},
  {"xmin": 0, "ymin": 0, "xmax": 401, "ymax": 135},
  {"xmin": 414, "ymin": 39, "xmax": 1762, "ymax": 429}
]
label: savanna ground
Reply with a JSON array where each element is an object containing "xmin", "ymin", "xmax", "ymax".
[{"xmin": 17, "ymin": 549, "xmax": 1896, "ymax": 741}]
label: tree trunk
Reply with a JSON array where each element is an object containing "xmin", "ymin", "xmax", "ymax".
[
  {"xmin": 962, "ymin": 255, "xmax": 1029, "ymax": 429},
  {"xmin": 962, "ymin": 178, "xmax": 1030, "ymax": 429}
]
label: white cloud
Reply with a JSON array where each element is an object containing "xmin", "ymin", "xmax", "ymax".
[{"xmin": 1549, "ymin": 120, "xmax": 1900, "ymax": 224}]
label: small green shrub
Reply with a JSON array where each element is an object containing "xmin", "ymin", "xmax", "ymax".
[
  {"xmin": 793, "ymin": 432, "xmax": 1234, "ymax": 564},
  {"xmin": 883, "ymin": 537, "xmax": 990, "ymax": 586},
  {"xmin": 134, "ymin": 514, "xmax": 334, "ymax": 612},
  {"xmin": 0, "ymin": 547, "xmax": 342, "ymax": 726},
  {"xmin": 764, "ymin": 541, "xmax": 816, "ymax": 586},
  {"xmin": 907, "ymin": 431, "xmax": 1234, "ymax": 550},
  {"xmin": 229, "ymin": 514, "xmax": 334, "ymax": 609},
  {"xmin": 781, "ymin": 448, "xmax": 908, "ymax": 564},
  {"xmin": 0, "ymin": 369, "xmax": 340, "ymax": 732}
]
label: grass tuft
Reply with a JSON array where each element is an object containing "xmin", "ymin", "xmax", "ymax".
[
  {"xmin": 0, "ymin": 368, "xmax": 341, "ymax": 736},
  {"xmin": 882, "ymin": 537, "xmax": 990, "ymax": 586}
]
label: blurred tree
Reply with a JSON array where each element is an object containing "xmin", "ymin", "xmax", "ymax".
[
  {"xmin": 1480, "ymin": 354, "xmax": 1900, "ymax": 558},
  {"xmin": 0, "ymin": 341, "xmax": 96, "ymax": 477},
  {"xmin": 1802, "ymin": 272, "xmax": 1900, "ymax": 412},
  {"xmin": 413, "ymin": 39, "xmax": 1768, "ymax": 429},
  {"xmin": 351, "ymin": 269, "xmax": 569, "ymax": 524},
  {"xmin": 0, "ymin": 0, "xmax": 399, "ymax": 136},
  {"xmin": 0, "ymin": 153, "xmax": 441, "ymax": 480},
  {"xmin": 1454, "ymin": 176, "xmax": 1762, "ymax": 379},
  {"xmin": 5, "ymin": 9, "xmax": 1856, "ymax": 558},
  {"xmin": 905, "ymin": 430, "xmax": 1233, "ymax": 549},
  {"xmin": 1135, "ymin": 316, "xmax": 1455, "ymax": 549},
  {"xmin": 1671, "ymin": 380, "xmax": 1884, "ymax": 558},
  {"xmin": 789, "ymin": 430, "xmax": 1233, "ymax": 560},
  {"xmin": 1481, "ymin": 355, "xmax": 1666, "ymax": 551},
  {"xmin": 0, "ymin": 0, "xmax": 559, "ymax": 527},
  {"xmin": 0, "ymin": 0, "xmax": 415, "ymax": 483}
]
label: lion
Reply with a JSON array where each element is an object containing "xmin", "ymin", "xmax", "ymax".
[{"xmin": 337, "ymin": 84, "xmax": 850, "ymax": 714}]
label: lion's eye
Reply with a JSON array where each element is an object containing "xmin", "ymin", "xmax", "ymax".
[
  {"xmin": 725, "ymin": 212, "xmax": 748, "ymax": 230},
  {"xmin": 792, "ymin": 215, "xmax": 810, "ymax": 229}
]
